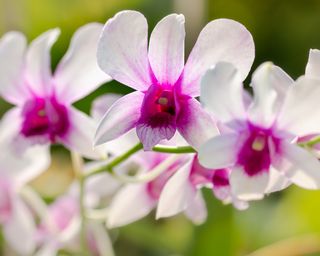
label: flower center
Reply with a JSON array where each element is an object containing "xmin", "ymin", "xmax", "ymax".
[
  {"xmin": 190, "ymin": 156, "xmax": 230, "ymax": 187},
  {"xmin": 141, "ymin": 85, "xmax": 177, "ymax": 126},
  {"xmin": 155, "ymin": 90, "xmax": 175, "ymax": 116},
  {"xmin": 237, "ymin": 125, "xmax": 276, "ymax": 176},
  {"xmin": 0, "ymin": 179, "xmax": 12, "ymax": 224},
  {"xmin": 21, "ymin": 97, "xmax": 69, "ymax": 142}
]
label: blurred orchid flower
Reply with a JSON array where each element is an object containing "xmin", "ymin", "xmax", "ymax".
[
  {"xmin": 106, "ymin": 151, "xmax": 206, "ymax": 228},
  {"xmin": 0, "ymin": 117, "xmax": 50, "ymax": 255},
  {"xmin": 294, "ymin": 49, "xmax": 320, "ymax": 151},
  {"xmin": 199, "ymin": 61, "xmax": 320, "ymax": 200},
  {"xmin": 156, "ymin": 155, "xmax": 249, "ymax": 223},
  {"xmin": 36, "ymin": 174, "xmax": 117, "ymax": 256},
  {"xmin": 0, "ymin": 23, "xmax": 111, "ymax": 159},
  {"xmin": 95, "ymin": 10, "xmax": 255, "ymax": 150}
]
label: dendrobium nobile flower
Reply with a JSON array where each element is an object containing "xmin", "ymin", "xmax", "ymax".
[
  {"xmin": 199, "ymin": 62, "xmax": 320, "ymax": 200},
  {"xmin": 0, "ymin": 23, "xmax": 111, "ymax": 159},
  {"xmin": 95, "ymin": 10, "xmax": 255, "ymax": 150}
]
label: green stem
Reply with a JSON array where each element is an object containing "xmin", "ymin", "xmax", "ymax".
[
  {"xmin": 152, "ymin": 145, "xmax": 196, "ymax": 153},
  {"xmin": 298, "ymin": 135, "xmax": 320, "ymax": 148},
  {"xmin": 85, "ymin": 143, "xmax": 143, "ymax": 177},
  {"xmin": 85, "ymin": 143, "xmax": 196, "ymax": 178}
]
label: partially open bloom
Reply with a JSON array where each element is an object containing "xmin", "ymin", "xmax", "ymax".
[
  {"xmin": 199, "ymin": 62, "xmax": 320, "ymax": 200},
  {"xmin": 95, "ymin": 10, "xmax": 254, "ymax": 150},
  {"xmin": 0, "ymin": 23, "xmax": 111, "ymax": 159},
  {"xmin": 156, "ymin": 155, "xmax": 248, "ymax": 222}
]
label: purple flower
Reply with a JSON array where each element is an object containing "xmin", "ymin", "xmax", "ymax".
[
  {"xmin": 199, "ymin": 62, "xmax": 320, "ymax": 200},
  {"xmin": 95, "ymin": 11, "xmax": 255, "ymax": 150},
  {"xmin": 0, "ymin": 23, "xmax": 111, "ymax": 159},
  {"xmin": 0, "ymin": 121, "xmax": 49, "ymax": 255}
]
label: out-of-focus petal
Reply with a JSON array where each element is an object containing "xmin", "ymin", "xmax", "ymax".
[
  {"xmin": 88, "ymin": 222, "xmax": 115, "ymax": 256},
  {"xmin": 184, "ymin": 192, "xmax": 207, "ymax": 225},
  {"xmin": 306, "ymin": 49, "xmax": 320, "ymax": 79},
  {"xmin": 97, "ymin": 11, "xmax": 151, "ymax": 91},
  {"xmin": 200, "ymin": 62, "xmax": 246, "ymax": 123},
  {"xmin": 248, "ymin": 62, "xmax": 293, "ymax": 127},
  {"xmin": 230, "ymin": 167, "xmax": 269, "ymax": 200},
  {"xmin": 91, "ymin": 93, "xmax": 122, "ymax": 122},
  {"xmin": 265, "ymin": 166, "xmax": 291, "ymax": 193},
  {"xmin": 107, "ymin": 184, "xmax": 156, "ymax": 228},
  {"xmin": 61, "ymin": 107, "xmax": 105, "ymax": 159},
  {"xmin": 34, "ymin": 244, "xmax": 57, "ymax": 256},
  {"xmin": 277, "ymin": 77, "xmax": 320, "ymax": 136},
  {"xmin": 3, "ymin": 197, "xmax": 36, "ymax": 255},
  {"xmin": 0, "ymin": 32, "xmax": 31, "ymax": 105},
  {"xmin": 0, "ymin": 108, "xmax": 50, "ymax": 185},
  {"xmin": 148, "ymin": 14, "xmax": 185, "ymax": 85},
  {"xmin": 54, "ymin": 23, "xmax": 111, "ymax": 103},
  {"xmin": 177, "ymin": 97, "xmax": 218, "ymax": 150},
  {"xmin": 181, "ymin": 18, "xmax": 254, "ymax": 96},
  {"xmin": 156, "ymin": 158, "xmax": 195, "ymax": 219},
  {"xmin": 25, "ymin": 29, "xmax": 60, "ymax": 96},
  {"xmin": 279, "ymin": 141, "xmax": 320, "ymax": 189},
  {"xmin": 84, "ymin": 171, "xmax": 120, "ymax": 197},
  {"xmin": 198, "ymin": 134, "xmax": 239, "ymax": 169},
  {"xmin": 94, "ymin": 91, "xmax": 144, "ymax": 146}
]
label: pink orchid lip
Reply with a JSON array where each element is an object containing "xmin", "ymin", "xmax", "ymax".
[
  {"xmin": 237, "ymin": 122, "xmax": 280, "ymax": 177},
  {"xmin": 21, "ymin": 96, "xmax": 69, "ymax": 143},
  {"xmin": 137, "ymin": 83, "xmax": 184, "ymax": 149},
  {"xmin": 140, "ymin": 84, "xmax": 177, "ymax": 125},
  {"xmin": 0, "ymin": 179, "xmax": 12, "ymax": 225},
  {"xmin": 190, "ymin": 156, "xmax": 230, "ymax": 188},
  {"xmin": 212, "ymin": 169, "xmax": 230, "ymax": 187}
]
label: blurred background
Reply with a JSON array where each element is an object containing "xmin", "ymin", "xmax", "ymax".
[{"xmin": 2, "ymin": 0, "xmax": 320, "ymax": 255}]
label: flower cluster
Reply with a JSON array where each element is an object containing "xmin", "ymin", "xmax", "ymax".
[{"xmin": 0, "ymin": 9, "xmax": 320, "ymax": 255}]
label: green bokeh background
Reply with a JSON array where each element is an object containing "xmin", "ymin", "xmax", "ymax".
[{"xmin": 2, "ymin": 0, "xmax": 320, "ymax": 255}]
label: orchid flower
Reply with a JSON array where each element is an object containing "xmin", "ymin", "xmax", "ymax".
[
  {"xmin": 198, "ymin": 61, "xmax": 320, "ymax": 200},
  {"xmin": 95, "ymin": 10, "xmax": 255, "ymax": 150},
  {"xmin": 0, "ymin": 23, "xmax": 111, "ymax": 159},
  {"xmin": 156, "ymin": 155, "xmax": 249, "ymax": 223},
  {"xmin": 294, "ymin": 49, "xmax": 320, "ymax": 150},
  {"xmin": 0, "ymin": 116, "xmax": 50, "ymax": 255},
  {"xmin": 36, "ymin": 174, "xmax": 117, "ymax": 256}
]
